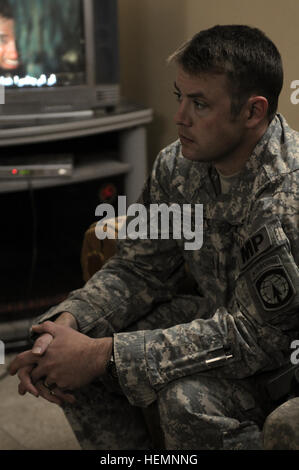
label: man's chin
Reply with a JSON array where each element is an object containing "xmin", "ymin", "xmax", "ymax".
[{"xmin": 181, "ymin": 148, "xmax": 208, "ymax": 163}]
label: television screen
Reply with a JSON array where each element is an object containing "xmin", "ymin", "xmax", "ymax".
[{"xmin": 0, "ymin": 0, "xmax": 86, "ymax": 89}]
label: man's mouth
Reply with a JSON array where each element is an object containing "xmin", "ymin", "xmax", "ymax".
[
  {"xmin": 3, "ymin": 59, "xmax": 19, "ymax": 68},
  {"xmin": 179, "ymin": 134, "xmax": 194, "ymax": 144}
]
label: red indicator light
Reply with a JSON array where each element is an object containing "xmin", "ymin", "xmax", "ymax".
[
  {"xmin": 12, "ymin": 168, "xmax": 18, "ymax": 175},
  {"xmin": 100, "ymin": 184, "xmax": 116, "ymax": 201}
]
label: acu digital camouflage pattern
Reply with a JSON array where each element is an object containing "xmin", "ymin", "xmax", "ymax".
[
  {"xmin": 34, "ymin": 114, "xmax": 299, "ymax": 450},
  {"xmin": 262, "ymin": 397, "xmax": 299, "ymax": 449}
]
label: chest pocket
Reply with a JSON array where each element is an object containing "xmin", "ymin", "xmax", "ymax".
[{"xmin": 235, "ymin": 220, "xmax": 299, "ymax": 331}]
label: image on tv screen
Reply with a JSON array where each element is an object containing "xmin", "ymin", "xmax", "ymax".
[{"xmin": 0, "ymin": 0, "xmax": 86, "ymax": 88}]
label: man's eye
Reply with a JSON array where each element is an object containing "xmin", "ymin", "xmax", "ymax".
[
  {"xmin": 173, "ymin": 91, "xmax": 182, "ymax": 102},
  {"xmin": 194, "ymin": 100, "xmax": 206, "ymax": 110},
  {"xmin": 0, "ymin": 35, "xmax": 8, "ymax": 46}
]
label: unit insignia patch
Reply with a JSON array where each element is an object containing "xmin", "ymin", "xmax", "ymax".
[{"xmin": 255, "ymin": 267, "xmax": 295, "ymax": 310}]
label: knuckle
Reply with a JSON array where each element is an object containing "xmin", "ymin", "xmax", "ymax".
[
  {"xmin": 46, "ymin": 359, "xmax": 55, "ymax": 369},
  {"xmin": 57, "ymin": 380, "xmax": 68, "ymax": 390},
  {"xmin": 16, "ymin": 351, "xmax": 25, "ymax": 361},
  {"xmin": 43, "ymin": 332, "xmax": 53, "ymax": 340},
  {"xmin": 43, "ymin": 364, "xmax": 51, "ymax": 375},
  {"xmin": 17, "ymin": 367, "xmax": 28, "ymax": 380}
]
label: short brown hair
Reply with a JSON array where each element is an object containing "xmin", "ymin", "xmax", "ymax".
[{"xmin": 168, "ymin": 25, "xmax": 283, "ymax": 121}]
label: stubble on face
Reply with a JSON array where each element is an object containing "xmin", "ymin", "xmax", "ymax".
[{"xmin": 174, "ymin": 68, "xmax": 248, "ymax": 169}]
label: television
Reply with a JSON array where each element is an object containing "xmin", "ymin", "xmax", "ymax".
[{"xmin": 0, "ymin": 0, "xmax": 120, "ymax": 120}]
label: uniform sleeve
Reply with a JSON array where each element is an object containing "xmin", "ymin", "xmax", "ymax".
[
  {"xmin": 32, "ymin": 150, "xmax": 186, "ymax": 339},
  {"xmin": 114, "ymin": 181, "xmax": 299, "ymax": 407}
]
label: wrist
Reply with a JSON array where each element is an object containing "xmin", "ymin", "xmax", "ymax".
[
  {"xmin": 55, "ymin": 312, "xmax": 78, "ymax": 330},
  {"xmin": 105, "ymin": 339, "xmax": 118, "ymax": 381},
  {"xmin": 93, "ymin": 337, "xmax": 113, "ymax": 377}
]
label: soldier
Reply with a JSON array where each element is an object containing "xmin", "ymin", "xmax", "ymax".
[{"xmin": 9, "ymin": 25, "xmax": 299, "ymax": 450}]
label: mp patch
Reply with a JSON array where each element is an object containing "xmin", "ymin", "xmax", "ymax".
[
  {"xmin": 254, "ymin": 267, "xmax": 295, "ymax": 311},
  {"xmin": 238, "ymin": 226, "xmax": 272, "ymax": 271}
]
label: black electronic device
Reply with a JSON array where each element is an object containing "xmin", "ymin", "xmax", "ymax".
[
  {"xmin": 0, "ymin": 0, "xmax": 120, "ymax": 120},
  {"xmin": 0, "ymin": 154, "xmax": 73, "ymax": 178}
]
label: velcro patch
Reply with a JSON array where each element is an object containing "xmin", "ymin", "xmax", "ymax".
[
  {"xmin": 238, "ymin": 226, "xmax": 271, "ymax": 270},
  {"xmin": 249, "ymin": 255, "xmax": 282, "ymax": 281}
]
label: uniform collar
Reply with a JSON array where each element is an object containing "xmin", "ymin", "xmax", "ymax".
[
  {"xmin": 172, "ymin": 148, "xmax": 210, "ymax": 201},
  {"xmin": 173, "ymin": 114, "xmax": 293, "ymax": 225}
]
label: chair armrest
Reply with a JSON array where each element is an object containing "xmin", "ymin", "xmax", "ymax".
[{"xmin": 80, "ymin": 221, "xmax": 117, "ymax": 282}]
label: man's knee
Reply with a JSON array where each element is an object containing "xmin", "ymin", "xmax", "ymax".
[
  {"xmin": 263, "ymin": 397, "xmax": 299, "ymax": 450},
  {"xmin": 61, "ymin": 381, "xmax": 152, "ymax": 450},
  {"xmin": 157, "ymin": 375, "xmax": 227, "ymax": 449},
  {"xmin": 156, "ymin": 374, "xmax": 263, "ymax": 450}
]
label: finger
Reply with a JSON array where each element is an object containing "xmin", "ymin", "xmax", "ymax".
[
  {"xmin": 18, "ymin": 381, "xmax": 37, "ymax": 397},
  {"xmin": 18, "ymin": 382, "xmax": 27, "ymax": 396},
  {"xmin": 32, "ymin": 333, "xmax": 53, "ymax": 356},
  {"xmin": 9, "ymin": 351, "xmax": 38, "ymax": 375},
  {"xmin": 43, "ymin": 378, "xmax": 56, "ymax": 388},
  {"xmin": 50, "ymin": 387, "xmax": 76, "ymax": 405},
  {"xmin": 31, "ymin": 364, "xmax": 48, "ymax": 384},
  {"xmin": 36, "ymin": 380, "xmax": 71, "ymax": 406},
  {"xmin": 31, "ymin": 322, "xmax": 57, "ymax": 338},
  {"xmin": 35, "ymin": 381, "xmax": 63, "ymax": 406},
  {"xmin": 17, "ymin": 365, "xmax": 39, "ymax": 397},
  {"xmin": 35, "ymin": 377, "xmax": 76, "ymax": 405}
]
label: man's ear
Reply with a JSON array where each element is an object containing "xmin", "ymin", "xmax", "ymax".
[{"xmin": 245, "ymin": 96, "xmax": 269, "ymax": 128}]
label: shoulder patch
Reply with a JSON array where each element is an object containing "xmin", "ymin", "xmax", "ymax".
[
  {"xmin": 254, "ymin": 267, "xmax": 295, "ymax": 311},
  {"xmin": 238, "ymin": 226, "xmax": 272, "ymax": 270}
]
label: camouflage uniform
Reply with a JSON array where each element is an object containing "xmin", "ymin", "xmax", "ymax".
[
  {"xmin": 34, "ymin": 114, "xmax": 299, "ymax": 450},
  {"xmin": 262, "ymin": 397, "xmax": 299, "ymax": 450}
]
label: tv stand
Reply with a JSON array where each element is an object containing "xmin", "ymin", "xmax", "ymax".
[
  {"xmin": 0, "ymin": 104, "xmax": 153, "ymax": 204},
  {"xmin": 0, "ymin": 104, "xmax": 153, "ymax": 350},
  {"xmin": 0, "ymin": 108, "xmax": 94, "ymax": 122}
]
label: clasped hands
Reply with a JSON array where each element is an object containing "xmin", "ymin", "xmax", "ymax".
[{"xmin": 8, "ymin": 319, "xmax": 113, "ymax": 407}]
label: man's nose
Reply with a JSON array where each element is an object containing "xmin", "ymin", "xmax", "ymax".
[{"xmin": 174, "ymin": 101, "xmax": 192, "ymax": 127}]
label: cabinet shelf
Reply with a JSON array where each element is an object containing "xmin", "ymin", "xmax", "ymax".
[
  {"xmin": 0, "ymin": 104, "xmax": 153, "ymax": 204},
  {"xmin": 0, "ymin": 106, "xmax": 153, "ymax": 146},
  {"xmin": 0, "ymin": 157, "xmax": 131, "ymax": 193}
]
